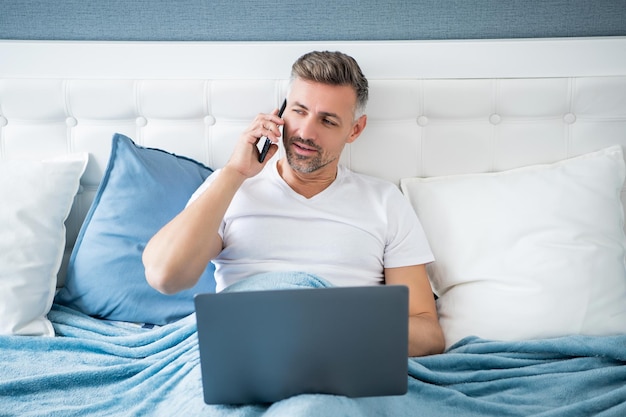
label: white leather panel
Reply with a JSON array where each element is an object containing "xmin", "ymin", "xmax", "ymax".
[
  {"xmin": 2, "ymin": 75, "xmax": 626, "ymax": 286},
  {"xmin": 349, "ymin": 121, "xmax": 423, "ymax": 183},
  {"xmin": 494, "ymin": 122, "xmax": 568, "ymax": 169},
  {"xmin": 0, "ymin": 79, "xmax": 67, "ymax": 120},
  {"xmin": 496, "ymin": 78, "xmax": 570, "ymax": 117},
  {"xmin": 573, "ymin": 77, "xmax": 626, "ymax": 117},
  {"xmin": 139, "ymin": 80, "xmax": 209, "ymax": 119},
  {"xmin": 423, "ymin": 80, "xmax": 495, "ymax": 120},
  {"xmin": 69, "ymin": 80, "xmax": 138, "ymax": 119}
]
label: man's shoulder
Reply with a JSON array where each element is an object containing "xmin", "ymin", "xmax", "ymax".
[{"xmin": 341, "ymin": 165, "xmax": 399, "ymax": 192}]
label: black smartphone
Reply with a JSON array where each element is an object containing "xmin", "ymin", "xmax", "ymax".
[{"xmin": 258, "ymin": 99, "xmax": 287, "ymax": 163}]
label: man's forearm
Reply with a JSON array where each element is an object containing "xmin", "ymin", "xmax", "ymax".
[{"xmin": 408, "ymin": 314, "xmax": 446, "ymax": 357}]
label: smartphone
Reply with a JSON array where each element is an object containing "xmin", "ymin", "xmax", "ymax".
[{"xmin": 258, "ymin": 99, "xmax": 287, "ymax": 163}]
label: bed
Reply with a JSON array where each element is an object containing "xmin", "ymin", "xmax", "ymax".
[{"xmin": 1, "ymin": 37, "xmax": 626, "ymax": 416}]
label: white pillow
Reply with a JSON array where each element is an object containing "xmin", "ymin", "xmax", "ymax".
[
  {"xmin": 0, "ymin": 153, "xmax": 87, "ymax": 336},
  {"xmin": 401, "ymin": 146, "xmax": 626, "ymax": 349}
]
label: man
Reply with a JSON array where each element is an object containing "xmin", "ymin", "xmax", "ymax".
[{"xmin": 143, "ymin": 51, "xmax": 445, "ymax": 356}]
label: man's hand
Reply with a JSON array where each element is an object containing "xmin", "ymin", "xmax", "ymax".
[{"xmin": 227, "ymin": 107, "xmax": 285, "ymax": 179}]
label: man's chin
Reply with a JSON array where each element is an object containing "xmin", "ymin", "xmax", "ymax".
[{"xmin": 283, "ymin": 151, "xmax": 314, "ymax": 172}]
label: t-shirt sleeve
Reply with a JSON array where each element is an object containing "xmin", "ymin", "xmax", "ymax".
[
  {"xmin": 383, "ymin": 186, "xmax": 434, "ymax": 268},
  {"xmin": 185, "ymin": 168, "xmax": 226, "ymax": 239},
  {"xmin": 185, "ymin": 168, "xmax": 221, "ymax": 207}
]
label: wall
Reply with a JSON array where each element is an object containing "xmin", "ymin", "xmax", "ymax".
[{"xmin": 2, "ymin": 0, "xmax": 626, "ymax": 41}]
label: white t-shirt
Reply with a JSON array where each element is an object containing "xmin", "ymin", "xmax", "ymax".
[{"xmin": 189, "ymin": 161, "xmax": 434, "ymax": 292}]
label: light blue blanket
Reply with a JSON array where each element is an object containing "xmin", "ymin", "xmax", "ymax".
[{"xmin": 1, "ymin": 273, "xmax": 625, "ymax": 417}]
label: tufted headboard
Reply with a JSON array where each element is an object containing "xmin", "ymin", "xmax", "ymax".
[{"xmin": 1, "ymin": 37, "xmax": 626, "ymax": 285}]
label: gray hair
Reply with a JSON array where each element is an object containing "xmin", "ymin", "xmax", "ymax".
[{"xmin": 290, "ymin": 51, "xmax": 369, "ymax": 119}]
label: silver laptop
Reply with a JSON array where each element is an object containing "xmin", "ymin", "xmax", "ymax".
[{"xmin": 194, "ymin": 285, "xmax": 409, "ymax": 405}]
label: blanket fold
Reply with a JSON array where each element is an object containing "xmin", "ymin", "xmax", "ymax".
[
  {"xmin": 1, "ymin": 272, "xmax": 625, "ymax": 417},
  {"xmin": 408, "ymin": 335, "xmax": 626, "ymax": 416}
]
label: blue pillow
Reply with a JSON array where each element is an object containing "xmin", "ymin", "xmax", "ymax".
[{"xmin": 55, "ymin": 134, "xmax": 215, "ymax": 325}]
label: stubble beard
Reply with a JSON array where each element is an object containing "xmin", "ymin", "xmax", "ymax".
[{"xmin": 285, "ymin": 136, "xmax": 336, "ymax": 174}]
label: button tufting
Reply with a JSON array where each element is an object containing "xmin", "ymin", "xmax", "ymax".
[
  {"xmin": 65, "ymin": 117, "xmax": 77, "ymax": 127},
  {"xmin": 489, "ymin": 114, "xmax": 502, "ymax": 125},
  {"xmin": 563, "ymin": 113, "xmax": 577, "ymax": 124},
  {"xmin": 0, "ymin": 116, "xmax": 7, "ymax": 127},
  {"xmin": 416, "ymin": 116, "xmax": 429, "ymax": 127},
  {"xmin": 204, "ymin": 115, "xmax": 216, "ymax": 126},
  {"xmin": 135, "ymin": 116, "xmax": 148, "ymax": 127}
]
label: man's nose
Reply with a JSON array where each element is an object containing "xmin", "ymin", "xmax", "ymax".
[{"xmin": 296, "ymin": 116, "xmax": 318, "ymax": 142}]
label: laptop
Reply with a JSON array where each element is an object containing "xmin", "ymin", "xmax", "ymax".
[{"xmin": 194, "ymin": 285, "xmax": 409, "ymax": 405}]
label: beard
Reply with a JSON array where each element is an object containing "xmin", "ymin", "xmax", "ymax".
[{"xmin": 284, "ymin": 136, "xmax": 336, "ymax": 174}]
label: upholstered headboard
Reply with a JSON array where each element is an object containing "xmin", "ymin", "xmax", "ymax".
[{"xmin": 1, "ymin": 38, "xmax": 626, "ymax": 286}]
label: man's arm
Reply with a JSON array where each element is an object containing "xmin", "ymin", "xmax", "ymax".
[
  {"xmin": 142, "ymin": 109, "xmax": 284, "ymax": 294},
  {"xmin": 142, "ymin": 166, "xmax": 244, "ymax": 294},
  {"xmin": 384, "ymin": 265, "xmax": 445, "ymax": 356}
]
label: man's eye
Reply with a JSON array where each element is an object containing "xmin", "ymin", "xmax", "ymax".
[{"xmin": 323, "ymin": 118, "xmax": 337, "ymax": 126}]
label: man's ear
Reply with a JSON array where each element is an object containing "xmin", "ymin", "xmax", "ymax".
[{"xmin": 347, "ymin": 115, "xmax": 367, "ymax": 144}]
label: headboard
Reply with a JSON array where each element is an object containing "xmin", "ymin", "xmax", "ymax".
[{"xmin": 1, "ymin": 37, "xmax": 626, "ymax": 285}]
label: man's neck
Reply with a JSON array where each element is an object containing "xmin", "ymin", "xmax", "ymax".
[{"xmin": 277, "ymin": 158, "xmax": 338, "ymax": 199}]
